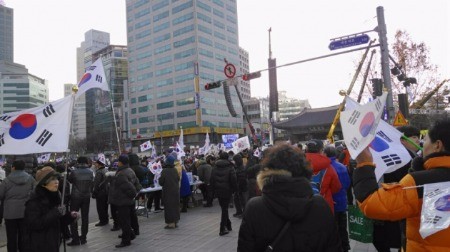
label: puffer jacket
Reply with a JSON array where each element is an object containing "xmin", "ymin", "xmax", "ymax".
[
  {"xmin": 329, "ymin": 157, "xmax": 350, "ymax": 213},
  {"xmin": 353, "ymin": 152, "xmax": 450, "ymax": 251},
  {"xmin": 0, "ymin": 170, "xmax": 35, "ymax": 219},
  {"xmin": 305, "ymin": 153, "xmax": 342, "ymax": 214},
  {"xmin": 238, "ymin": 169, "xmax": 341, "ymax": 251},
  {"xmin": 196, "ymin": 160, "xmax": 212, "ymax": 184},
  {"xmin": 109, "ymin": 165, "xmax": 141, "ymax": 206},
  {"xmin": 211, "ymin": 159, "xmax": 237, "ymax": 198},
  {"xmin": 68, "ymin": 163, "xmax": 94, "ymax": 198}
]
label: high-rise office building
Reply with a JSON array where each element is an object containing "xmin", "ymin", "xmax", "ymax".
[
  {"xmin": 75, "ymin": 29, "xmax": 110, "ymax": 142},
  {"xmin": 126, "ymin": 0, "xmax": 243, "ymax": 150},
  {"xmin": 238, "ymin": 47, "xmax": 250, "ymax": 101},
  {"xmin": 0, "ymin": 4, "xmax": 13, "ymax": 62},
  {"xmin": 86, "ymin": 45, "xmax": 128, "ymax": 152},
  {"xmin": 0, "ymin": 61, "xmax": 48, "ymax": 114}
]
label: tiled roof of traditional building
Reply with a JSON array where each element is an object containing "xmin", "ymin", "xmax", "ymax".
[{"xmin": 274, "ymin": 105, "xmax": 340, "ymax": 129}]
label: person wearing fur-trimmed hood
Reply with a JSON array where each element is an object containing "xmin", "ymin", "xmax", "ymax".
[{"xmin": 237, "ymin": 144, "xmax": 341, "ymax": 251}]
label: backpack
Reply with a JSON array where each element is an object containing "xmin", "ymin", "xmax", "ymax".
[{"xmin": 311, "ymin": 169, "xmax": 326, "ymax": 195}]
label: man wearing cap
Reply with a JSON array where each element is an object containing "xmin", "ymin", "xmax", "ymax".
[
  {"xmin": 305, "ymin": 139, "xmax": 341, "ymax": 214},
  {"xmin": 109, "ymin": 154, "xmax": 142, "ymax": 248},
  {"xmin": 92, "ymin": 159, "xmax": 109, "ymax": 226},
  {"xmin": 0, "ymin": 160, "xmax": 35, "ymax": 252},
  {"xmin": 67, "ymin": 156, "xmax": 94, "ymax": 246}
]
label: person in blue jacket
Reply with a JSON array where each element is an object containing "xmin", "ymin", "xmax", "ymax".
[{"xmin": 324, "ymin": 145, "xmax": 351, "ymax": 251}]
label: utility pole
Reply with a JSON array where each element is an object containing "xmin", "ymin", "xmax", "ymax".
[{"xmin": 376, "ymin": 6, "xmax": 395, "ymax": 123}]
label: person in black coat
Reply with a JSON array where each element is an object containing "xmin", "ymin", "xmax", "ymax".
[
  {"xmin": 109, "ymin": 155, "xmax": 142, "ymax": 248},
  {"xmin": 159, "ymin": 155, "xmax": 180, "ymax": 229},
  {"xmin": 238, "ymin": 144, "xmax": 342, "ymax": 251},
  {"xmin": 232, "ymin": 154, "xmax": 247, "ymax": 218},
  {"xmin": 92, "ymin": 159, "xmax": 109, "ymax": 226},
  {"xmin": 24, "ymin": 167, "xmax": 78, "ymax": 252},
  {"xmin": 210, "ymin": 151, "xmax": 237, "ymax": 236}
]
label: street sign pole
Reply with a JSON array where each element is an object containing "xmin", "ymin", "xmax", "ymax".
[{"xmin": 377, "ymin": 6, "xmax": 395, "ymax": 124}]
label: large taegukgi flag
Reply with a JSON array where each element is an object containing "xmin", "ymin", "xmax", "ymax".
[
  {"xmin": 75, "ymin": 58, "xmax": 109, "ymax": 99},
  {"xmin": 0, "ymin": 95, "xmax": 74, "ymax": 154},
  {"xmin": 344, "ymin": 96, "xmax": 411, "ymax": 181},
  {"xmin": 340, "ymin": 92, "xmax": 387, "ymax": 159}
]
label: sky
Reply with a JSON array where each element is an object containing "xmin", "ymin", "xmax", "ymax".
[{"xmin": 6, "ymin": 0, "xmax": 450, "ymax": 108}]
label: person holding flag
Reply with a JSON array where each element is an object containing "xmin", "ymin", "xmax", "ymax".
[{"xmin": 353, "ymin": 118, "xmax": 450, "ymax": 251}]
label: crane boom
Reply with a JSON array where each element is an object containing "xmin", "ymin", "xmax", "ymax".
[{"xmin": 410, "ymin": 79, "xmax": 449, "ymax": 109}]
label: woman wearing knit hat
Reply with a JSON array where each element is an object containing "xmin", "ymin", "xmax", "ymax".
[{"xmin": 23, "ymin": 166, "xmax": 79, "ymax": 252}]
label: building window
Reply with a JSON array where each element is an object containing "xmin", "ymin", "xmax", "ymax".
[
  {"xmin": 177, "ymin": 109, "xmax": 196, "ymax": 118},
  {"xmin": 157, "ymin": 101, "xmax": 174, "ymax": 109}
]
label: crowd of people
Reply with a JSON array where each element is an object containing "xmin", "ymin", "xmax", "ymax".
[{"xmin": 0, "ymin": 117, "xmax": 449, "ymax": 251}]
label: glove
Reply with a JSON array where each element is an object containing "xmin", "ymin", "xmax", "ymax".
[
  {"xmin": 57, "ymin": 206, "xmax": 66, "ymax": 216},
  {"xmin": 71, "ymin": 211, "xmax": 80, "ymax": 221}
]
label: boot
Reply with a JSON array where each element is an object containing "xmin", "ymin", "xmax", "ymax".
[
  {"xmin": 219, "ymin": 224, "xmax": 229, "ymax": 236},
  {"xmin": 226, "ymin": 219, "xmax": 232, "ymax": 231}
]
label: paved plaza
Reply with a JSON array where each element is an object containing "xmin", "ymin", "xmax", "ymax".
[{"xmin": 0, "ymin": 198, "xmax": 380, "ymax": 251}]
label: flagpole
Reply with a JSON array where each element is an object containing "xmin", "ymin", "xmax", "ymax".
[
  {"xmin": 401, "ymin": 135, "xmax": 423, "ymax": 151},
  {"xmin": 103, "ymin": 61, "xmax": 122, "ymax": 154}
]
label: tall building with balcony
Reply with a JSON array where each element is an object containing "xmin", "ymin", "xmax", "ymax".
[
  {"xmin": 0, "ymin": 4, "xmax": 13, "ymax": 62},
  {"xmin": 126, "ymin": 0, "xmax": 243, "ymax": 150}
]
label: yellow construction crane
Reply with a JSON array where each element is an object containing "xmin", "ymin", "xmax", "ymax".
[
  {"xmin": 326, "ymin": 40, "xmax": 376, "ymax": 143},
  {"xmin": 410, "ymin": 79, "xmax": 449, "ymax": 109}
]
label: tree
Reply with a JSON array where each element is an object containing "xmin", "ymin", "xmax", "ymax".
[{"xmin": 390, "ymin": 30, "xmax": 443, "ymax": 107}]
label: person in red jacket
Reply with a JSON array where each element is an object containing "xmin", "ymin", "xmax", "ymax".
[{"xmin": 305, "ymin": 139, "xmax": 342, "ymax": 214}]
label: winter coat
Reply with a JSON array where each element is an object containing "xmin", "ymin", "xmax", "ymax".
[
  {"xmin": 305, "ymin": 153, "xmax": 342, "ymax": 214},
  {"xmin": 92, "ymin": 166, "xmax": 108, "ymax": 198},
  {"xmin": 24, "ymin": 186, "xmax": 76, "ymax": 252},
  {"xmin": 210, "ymin": 159, "xmax": 237, "ymax": 199},
  {"xmin": 196, "ymin": 160, "xmax": 212, "ymax": 185},
  {"xmin": 109, "ymin": 165, "xmax": 141, "ymax": 206},
  {"xmin": 68, "ymin": 164, "xmax": 94, "ymax": 199},
  {"xmin": 159, "ymin": 164, "xmax": 180, "ymax": 224},
  {"xmin": 0, "ymin": 170, "xmax": 35, "ymax": 219},
  {"xmin": 180, "ymin": 169, "xmax": 192, "ymax": 197},
  {"xmin": 353, "ymin": 152, "xmax": 450, "ymax": 251},
  {"xmin": 233, "ymin": 155, "xmax": 248, "ymax": 192},
  {"xmin": 238, "ymin": 169, "xmax": 341, "ymax": 251},
  {"xmin": 129, "ymin": 154, "xmax": 149, "ymax": 187},
  {"xmin": 329, "ymin": 157, "xmax": 350, "ymax": 213}
]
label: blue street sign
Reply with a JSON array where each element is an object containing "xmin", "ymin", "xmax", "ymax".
[{"xmin": 329, "ymin": 34, "xmax": 370, "ymax": 50}]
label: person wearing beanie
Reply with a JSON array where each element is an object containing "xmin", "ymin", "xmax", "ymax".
[
  {"xmin": 24, "ymin": 166, "xmax": 78, "ymax": 252},
  {"xmin": 109, "ymin": 154, "xmax": 142, "ymax": 248},
  {"xmin": 158, "ymin": 154, "xmax": 180, "ymax": 229},
  {"xmin": 211, "ymin": 150, "xmax": 237, "ymax": 236},
  {"xmin": 238, "ymin": 144, "xmax": 342, "ymax": 251},
  {"xmin": 0, "ymin": 160, "xmax": 35, "ymax": 252},
  {"xmin": 66, "ymin": 156, "xmax": 94, "ymax": 246},
  {"xmin": 92, "ymin": 159, "xmax": 109, "ymax": 227}
]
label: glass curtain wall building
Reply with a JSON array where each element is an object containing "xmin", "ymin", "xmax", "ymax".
[{"xmin": 126, "ymin": 0, "xmax": 243, "ymax": 150}]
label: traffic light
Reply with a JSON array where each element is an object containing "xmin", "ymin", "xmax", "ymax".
[
  {"xmin": 371, "ymin": 78, "xmax": 383, "ymax": 97},
  {"xmin": 204, "ymin": 81, "xmax": 222, "ymax": 90},
  {"xmin": 242, "ymin": 71, "xmax": 261, "ymax": 81}
]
